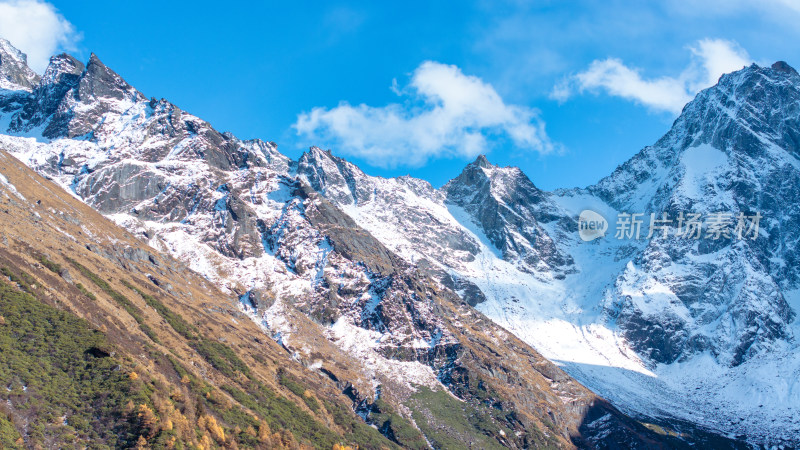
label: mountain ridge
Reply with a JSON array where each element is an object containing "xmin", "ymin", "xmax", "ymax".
[
  {"xmin": 1, "ymin": 39, "xmax": 795, "ymax": 446},
  {"xmin": 0, "ymin": 39, "xmax": 704, "ymax": 448}
]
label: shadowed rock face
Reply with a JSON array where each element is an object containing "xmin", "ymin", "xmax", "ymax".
[
  {"xmin": 79, "ymin": 53, "xmax": 140, "ymax": 101},
  {"xmin": 444, "ymin": 155, "xmax": 575, "ymax": 277},
  {"xmin": 12, "ymin": 54, "xmax": 85, "ymax": 137}
]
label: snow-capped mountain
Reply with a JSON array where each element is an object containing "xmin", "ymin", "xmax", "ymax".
[
  {"xmin": 0, "ymin": 38, "xmax": 702, "ymax": 448},
  {"xmin": 591, "ymin": 62, "xmax": 799, "ymax": 368},
  {"xmin": 295, "ymin": 63, "xmax": 800, "ymax": 446},
  {"xmin": 442, "ymin": 154, "xmax": 575, "ymax": 279},
  {"xmin": 3, "ymin": 35, "xmax": 798, "ymax": 446}
]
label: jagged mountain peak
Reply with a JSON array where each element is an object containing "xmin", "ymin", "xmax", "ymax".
[
  {"xmin": 443, "ymin": 153, "xmax": 574, "ymax": 276},
  {"xmin": 307, "ymin": 144, "xmax": 333, "ymax": 157},
  {"xmin": 297, "ymin": 146, "xmax": 372, "ymax": 205},
  {"xmin": 717, "ymin": 60, "xmax": 800, "ymax": 97},
  {"xmin": 593, "ymin": 59, "xmax": 800, "ymax": 211},
  {"xmin": 79, "ymin": 52, "xmax": 144, "ymax": 102},
  {"xmin": 0, "ymin": 37, "xmax": 40, "ymax": 91},
  {"xmin": 299, "ymin": 146, "xmax": 366, "ymax": 174},
  {"xmin": 447, "ymin": 153, "xmax": 543, "ymax": 205},
  {"xmin": 670, "ymin": 61, "xmax": 800, "ymax": 138},
  {"xmin": 453, "ymin": 154, "xmax": 539, "ymax": 194},
  {"xmin": 683, "ymin": 61, "xmax": 800, "ymax": 152},
  {"xmin": 472, "ymin": 153, "xmax": 492, "ymax": 168},
  {"xmin": 3, "ymin": 48, "xmax": 147, "ymax": 139},
  {"xmin": 462, "ymin": 153, "xmax": 521, "ymax": 174},
  {"xmin": 41, "ymin": 53, "xmax": 85, "ymax": 86},
  {"xmin": 771, "ymin": 60, "xmax": 798, "ymax": 76},
  {"xmin": 299, "ymin": 147, "xmax": 437, "ymax": 195},
  {"xmin": 0, "ymin": 37, "xmax": 18, "ymax": 54},
  {"xmin": 299, "ymin": 146, "xmax": 335, "ymax": 164}
]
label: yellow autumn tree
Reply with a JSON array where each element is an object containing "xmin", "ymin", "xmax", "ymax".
[
  {"xmin": 198, "ymin": 433, "xmax": 213, "ymax": 450},
  {"xmin": 138, "ymin": 403, "xmax": 159, "ymax": 437},
  {"xmin": 135, "ymin": 435, "xmax": 148, "ymax": 449},
  {"xmin": 198, "ymin": 414, "xmax": 225, "ymax": 443},
  {"xmin": 257, "ymin": 421, "xmax": 272, "ymax": 442}
]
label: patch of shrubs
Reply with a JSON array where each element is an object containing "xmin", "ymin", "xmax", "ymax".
[
  {"xmin": 121, "ymin": 280, "xmax": 197, "ymax": 340},
  {"xmin": 0, "ymin": 278, "xmax": 150, "ymax": 447},
  {"xmin": 279, "ymin": 371, "xmax": 321, "ymax": 411},
  {"xmin": 322, "ymin": 398, "xmax": 404, "ymax": 450},
  {"xmin": 36, "ymin": 255, "xmax": 61, "ymax": 274},
  {"xmin": 75, "ymin": 283, "xmax": 97, "ymax": 301},
  {"xmin": 0, "ymin": 267, "xmax": 35, "ymax": 294}
]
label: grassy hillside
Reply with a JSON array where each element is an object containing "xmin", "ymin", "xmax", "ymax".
[
  {"xmin": 0, "ymin": 150, "xmax": 395, "ymax": 448},
  {"xmin": 0, "ymin": 258, "xmax": 396, "ymax": 449}
]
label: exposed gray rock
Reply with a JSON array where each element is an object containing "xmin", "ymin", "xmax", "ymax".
[
  {"xmin": 0, "ymin": 38, "xmax": 40, "ymax": 91},
  {"xmin": 444, "ymin": 155, "xmax": 575, "ymax": 277}
]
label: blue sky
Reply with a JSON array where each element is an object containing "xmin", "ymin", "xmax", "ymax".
[{"xmin": 1, "ymin": 0, "xmax": 799, "ymax": 189}]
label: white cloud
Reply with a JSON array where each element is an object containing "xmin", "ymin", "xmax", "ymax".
[
  {"xmin": 294, "ymin": 61, "xmax": 554, "ymax": 168},
  {"xmin": 685, "ymin": 39, "xmax": 752, "ymax": 91},
  {"xmin": 0, "ymin": 0, "xmax": 80, "ymax": 73},
  {"xmin": 553, "ymin": 39, "xmax": 751, "ymax": 114}
]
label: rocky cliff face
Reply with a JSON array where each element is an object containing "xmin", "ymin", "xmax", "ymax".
[
  {"xmin": 588, "ymin": 63, "xmax": 800, "ymax": 369},
  {"xmin": 0, "ymin": 40, "xmax": 697, "ymax": 448},
  {"xmin": 443, "ymin": 155, "xmax": 575, "ymax": 278},
  {"xmin": 0, "ymin": 38, "xmax": 39, "ymax": 91}
]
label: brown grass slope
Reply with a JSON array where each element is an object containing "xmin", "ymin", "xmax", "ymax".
[{"xmin": 0, "ymin": 149, "xmax": 396, "ymax": 449}]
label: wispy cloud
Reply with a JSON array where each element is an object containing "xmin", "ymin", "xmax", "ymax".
[
  {"xmin": 0, "ymin": 0, "xmax": 80, "ymax": 73},
  {"xmin": 667, "ymin": 0, "xmax": 800, "ymax": 18},
  {"xmin": 294, "ymin": 61, "xmax": 554, "ymax": 167},
  {"xmin": 552, "ymin": 39, "xmax": 752, "ymax": 114}
]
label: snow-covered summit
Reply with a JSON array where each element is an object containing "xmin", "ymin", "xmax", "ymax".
[
  {"xmin": 0, "ymin": 38, "xmax": 40, "ymax": 91},
  {"xmin": 444, "ymin": 155, "xmax": 575, "ymax": 277}
]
